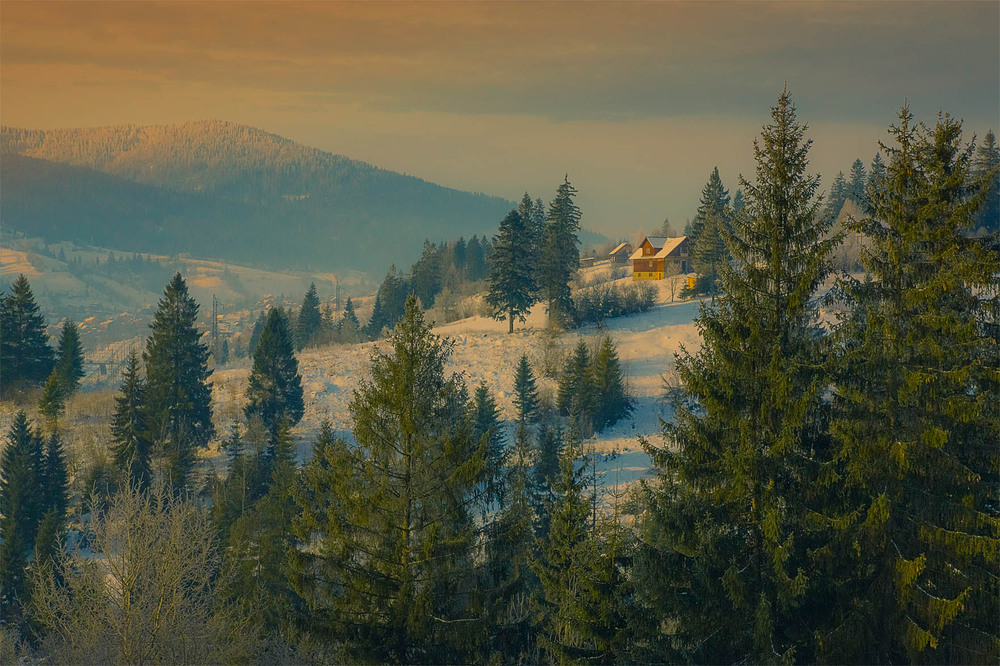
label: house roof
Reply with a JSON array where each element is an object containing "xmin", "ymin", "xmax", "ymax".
[
  {"xmin": 653, "ymin": 236, "xmax": 688, "ymax": 258},
  {"xmin": 609, "ymin": 242, "xmax": 632, "ymax": 256},
  {"xmin": 629, "ymin": 235, "xmax": 688, "ymax": 261}
]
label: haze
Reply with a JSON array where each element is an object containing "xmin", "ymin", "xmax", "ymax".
[{"xmin": 2, "ymin": 1, "xmax": 997, "ymax": 236}]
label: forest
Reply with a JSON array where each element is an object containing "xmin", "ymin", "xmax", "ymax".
[{"xmin": 1, "ymin": 90, "xmax": 998, "ymax": 664}]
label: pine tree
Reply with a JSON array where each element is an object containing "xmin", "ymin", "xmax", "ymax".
[
  {"xmin": 512, "ymin": 354, "xmax": 539, "ymax": 425},
  {"xmin": 973, "ymin": 128, "xmax": 1000, "ymax": 233},
  {"xmin": 827, "ymin": 170, "xmax": 848, "ymax": 220},
  {"xmin": 54, "ymin": 319, "xmax": 85, "ymax": 396},
  {"xmin": 558, "ymin": 341, "xmax": 597, "ymax": 435},
  {"xmin": 291, "ymin": 296, "xmax": 484, "ymax": 662},
  {"xmin": 825, "ymin": 107, "xmax": 1000, "ymax": 663},
  {"xmin": 340, "ymin": 297, "xmax": 360, "ymax": 343},
  {"xmin": 636, "ymin": 88, "xmax": 838, "ymax": 663},
  {"xmin": 0, "ymin": 274, "xmax": 55, "ymax": 393},
  {"xmin": 244, "ymin": 308, "xmax": 304, "ymax": 441},
  {"xmin": 295, "ymin": 282, "xmax": 322, "ymax": 350},
  {"xmin": 0, "ymin": 412, "xmax": 41, "ymax": 630},
  {"xmin": 110, "ymin": 350, "xmax": 153, "ymax": 492},
  {"xmin": 411, "ymin": 240, "xmax": 443, "ymax": 308},
  {"xmin": 591, "ymin": 336, "xmax": 634, "ymax": 433},
  {"xmin": 847, "ymin": 157, "xmax": 868, "ymax": 204},
  {"xmin": 143, "ymin": 273, "xmax": 214, "ymax": 490},
  {"xmin": 471, "ymin": 382, "xmax": 506, "ymax": 508},
  {"xmin": 41, "ymin": 429, "xmax": 69, "ymax": 523},
  {"xmin": 38, "ymin": 371, "xmax": 66, "ymax": 422},
  {"xmin": 540, "ymin": 177, "xmax": 582, "ymax": 327},
  {"xmin": 486, "ymin": 209, "xmax": 537, "ymax": 333},
  {"xmin": 689, "ymin": 166, "xmax": 731, "ymax": 252}
]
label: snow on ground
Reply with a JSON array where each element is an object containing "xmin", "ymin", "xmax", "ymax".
[{"xmin": 210, "ymin": 275, "xmax": 705, "ymax": 491}]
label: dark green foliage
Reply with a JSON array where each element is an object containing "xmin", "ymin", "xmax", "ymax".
[
  {"xmin": 691, "ymin": 211, "xmax": 729, "ymax": 300},
  {"xmin": 411, "ymin": 240, "xmax": 443, "ymax": 308},
  {"xmin": 54, "ymin": 319, "xmax": 85, "ymax": 396},
  {"xmin": 826, "ymin": 107, "xmax": 1000, "ymax": 663},
  {"xmin": 573, "ymin": 280, "xmax": 657, "ymax": 325},
  {"xmin": 512, "ymin": 354, "xmax": 538, "ymax": 425},
  {"xmin": 868, "ymin": 152, "xmax": 888, "ymax": 203},
  {"xmin": 0, "ymin": 274, "xmax": 55, "ymax": 393},
  {"xmin": 40, "ymin": 429, "xmax": 69, "ymax": 523},
  {"xmin": 591, "ymin": 336, "xmax": 634, "ymax": 432},
  {"xmin": 636, "ymin": 89, "xmax": 838, "ymax": 663},
  {"xmin": 340, "ymin": 297, "xmax": 361, "ymax": 343},
  {"xmin": 245, "ymin": 308, "xmax": 304, "ymax": 440},
  {"xmin": 733, "ymin": 188, "xmax": 745, "ymax": 213},
  {"xmin": 0, "ymin": 412, "xmax": 41, "ymax": 632},
  {"xmin": 110, "ymin": 350, "xmax": 153, "ymax": 492},
  {"xmin": 367, "ymin": 265, "xmax": 410, "ymax": 338},
  {"xmin": 38, "ymin": 372, "xmax": 66, "ymax": 421},
  {"xmin": 973, "ymin": 128, "xmax": 1000, "ymax": 233},
  {"xmin": 847, "ymin": 157, "xmax": 868, "ymax": 204},
  {"xmin": 295, "ymin": 282, "xmax": 322, "ymax": 350},
  {"xmin": 688, "ymin": 166, "xmax": 731, "ymax": 252},
  {"xmin": 292, "ymin": 296, "xmax": 484, "ymax": 662},
  {"xmin": 540, "ymin": 177, "xmax": 582, "ymax": 327},
  {"xmin": 465, "ymin": 234, "xmax": 488, "ymax": 282},
  {"xmin": 248, "ymin": 310, "xmax": 266, "ymax": 357},
  {"xmin": 143, "ymin": 273, "xmax": 214, "ymax": 490},
  {"xmin": 487, "ymin": 209, "xmax": 537, "ymax": 333},
  {"xmin": 471, "ymin": 382, "xmax": 506, "ymax": 508},
  {"xmin": 533, "ymin": 424, "xmax": 562, "ymax": 503},
  {"xmin": 558, "ymin": 341, "xmax": 598, "ymax": 435},
  {"xmin": 826, "ymin": 170, "xmax": 848, "ymax": 221}
]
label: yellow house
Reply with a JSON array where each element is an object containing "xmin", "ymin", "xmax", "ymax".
[{"xmin": 631, "ymin": 235, "xmax": 690, "ymax": 280}]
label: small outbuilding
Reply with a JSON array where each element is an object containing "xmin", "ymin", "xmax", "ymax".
[{"xmin": 609, "ymin": 242, "xmax": 634, "ymax": 264}]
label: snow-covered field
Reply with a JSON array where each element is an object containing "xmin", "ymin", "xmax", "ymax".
[{"xmin": 212, "ymin": 275, "xmax": 706, "ymax": 490}]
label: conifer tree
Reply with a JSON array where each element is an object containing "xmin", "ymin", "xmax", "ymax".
[
  {"xmin": 487, "ymin": 209, "xmax": 537, "ymax": 333},
  {"xmin": 688, "ymin": 167, "xmax": 731, "ymax": 252},
  {"xmin": 0, "ymin": 275, "xmax": 55, "ymax": 392},
  {"xmin": 540, "ymin": 177, "xmax": 582, "ymax": 327},
  {"xmin": 244, "ymin": 308, "xmax": 304, "ymax": 441},
  {"xmin": 38, "ymin": 371, "xmax": 66, "ymax": 422},
  {"xmin": 340, "ymin": 297, "xmax": 360, "ymax": 343},
  {"xmin": 512, "ymin": 354, "xmax": 539, "ymax": 425},
  {"xmin": 248, "ymin": 310, "xmax": 266, "ymax": 356},
  {"xmin": 973, "ymin": 128, "xmax": 1000, "ymax": 233},
  {"xmin": 40, "ymin": 429, "xmax": 69, "ymax": 524},
  {"xmin": 143, "ymin": 273, "xmax": 214, "ymax": 490},
  {"xmin": 295, "ymin": 282, "xmax": 322, "ymax": 350},
  {"xmin": 465, "ymin": 235, "xmax": 487, "ymax": 282},
  {"xmin": 292, "ymin": 296, "xmax": 484, "ymax": 662},
  {"xmin": 471, "ymin": 382, "xmax": 506, "ymax": 508},
  {"xmin": 733, "ymin": 188, "xmax": 746, "ymax": 214},
  {"xmin": 826, "ymin": 170, "xmax": 848, "ymax": 220},
  {"xmin": 868, "ymin": 152, "xmax": 888, "ymax": 202},
  {"xmin": 636, "ymin": 88, "xmax": 838, "ymax": 663},
  {"xmin": 0, "ymin": 412, "xmax": 41, "ymax": 630},
  {"xmin": 411, "ymin": 240, "xmax": 443, "ymax": 308},
  {"xmin": 590, "ymin": 336, "xmax": 634, "ymax": 432},
  {"xmin": 847, "ymin": 157, "xmax": 868, "ymax": 204},
  {"xmin": 558, "ymin": 341, "xmax": 597, "ymax": 435},
  {"xmin": 110, "ymin": 350, "xmax": 153, "ymax": 491},
  {"xmin": 54, "ymin": 319, "xmax": 85, "ymax": 396},
  {"xmin": 825, "ymin": 107, "xmax": 1000, "ymax": 663},
  {"xmin": 691, "ymin": 211, "xmax": 730, "ymax": 300},
  {"xmin": 532, "ymin": 423, "xmax": 562, "ymax": 520}
]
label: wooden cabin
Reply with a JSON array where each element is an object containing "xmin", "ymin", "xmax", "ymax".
[
  {"xmin": 631, "ymin": 235, "xmax": 689, "ymax": 280},
  {"xmin": 609, "ymin": 242, "xmax": 633, "ymax": 264}
]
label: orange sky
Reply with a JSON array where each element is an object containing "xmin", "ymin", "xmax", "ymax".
[{"xmin": 2, "ymin": 1, "xmax": 997, "ymax": 232}]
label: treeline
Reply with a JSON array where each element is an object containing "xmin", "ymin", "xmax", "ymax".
[{"xmin": 2, "ymin": 90, "xmax": 998, "ymax": 664}]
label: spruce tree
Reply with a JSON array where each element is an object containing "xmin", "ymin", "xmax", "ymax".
[
  {"xmin": 291, "ymin": 296, "xmax": 484, "ymax": 662},
  {"xmin": 471, "ymin": 382, "xmax": 506, "ymax": 508},
  {"xmin": 487, "ymin": 209, "xmax": 537, "ymax": 333},
  {"xmin": 512, "ymin": 354, "xmax": 539, "ymax": 425},
  {"xmin": 689, "ymin": 166, "xmax": 731, "ymax": 252},
  {"xmin": 868, "ymin": 152, "xmax": 888, "ymax": 202},
  {"xmin": 0, "ymin": 412, "xmax": 41, "ymax": 630},
  {"xmin": 341, "ymin": 297, "xmax": 360, "ymax": 343},
  {"xmin": 973, "ymin": 128, "xmax": 1000, "ymax": 233},
  {"xmin": 825, "ymin": 107, "xmax": 1000, "ymax": 663},
  {"xmin": 847, "ymin": 157, "xmax": 868, "ymax": 204},
  {"xmin": 110, "ymin": 350, "xmax": 153, "ymax": 491},
  {"xmin": 411, "ymin": 240, "xmax": 443, "ymax": 308},
  {"xmin": 38, "ymin": 371, "xmax": 66, "ymax": 422},
  {"xmin": 244, "ymin": 308, "xmax": 304, "ymax": 441},
  {"xmin": 733, "ymin": 188, "xmax": 746, "ymax": 214},
  {"xmin": 591, "ymin": 336, "xmax": 634, "ymax": 433},
  {"xmin": 295, "ymin": 282, "xmax": 322, "ymax": 350},
  {"xmin": 826, "ymin": 170, "xmax": 848, "ymax": 220},
  {"xmin": 54, "ymin": 319, "xmax": 85, "ymax": 396},
  {"xmin": 465, "ymin": 235, "xmax": 487, "ymax": 282},
  {"xmin": 540, "ymin": 177, "xmax": 582, "ymax": 327},
  {"xmin": 0, "ymin": 275, "xmax": 55, "ymax": 392},
  {"xmin": 558, "ymin": 341, "xmax": 597, "ymax": 435},
  {"xmin": 636, "ymin": 88, "xmax": 838, "ymax": 663},
  {"xmin": 692, "ymin": 211, "xmax": 730, "ymax": 300},
  {"xmin": 40, "ymin": 429, "xmax": 69, "ymax": 523},
  {"xmin": 248, "ymin": 310, "xmax": 266, "ymax": 356},
  {"xmin": 143, "ymin": 273, "xmax": 214, "ymax": 490}
]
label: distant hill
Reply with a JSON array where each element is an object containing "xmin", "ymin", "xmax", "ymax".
[{"xmin": 1, "ymin": 121, "xmax": 514, "ymax": 273}]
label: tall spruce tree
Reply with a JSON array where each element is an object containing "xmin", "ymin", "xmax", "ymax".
[
  {"xmin": 244, "ymin": 308, "xmax": 304, "ymax": 441},
  {"xmin": 465, "ymin": 235, "xmax": 488, "ymax": 282},
  {"xmin": 0, "ymin": 412, "xmax": 41, "ymax": 631},
  {"xmin": 471, "ymin": 382, "xmax": 506, "ymax": 508},
  {"xmin": 340, "ymin": 297, "xmax": 361, "ymax": 343},
  {"xmin": 636, "ymin": 88, "xmax": 838, "ymax": 663},
  {"xmin": 591, "ymin": 336, "xmax": 634, "ymax": 433},
  {"xmin": 143, "ymin": 273, "xmax": 214, "ymax": 490},
  {"xmin": 512, "ymin": 354, "xmax": 539, "ymax": 425},
  {"xmin": 558, "ymin": 341, "xmax": 597, "ymax": 436},
  {"xmin": 295, "ymin": 282, "xmax": 322, "ymax": 350},
  {"xmin": 110, "ymin": 350, "xmax": 153, "ymax": 491},
  {"xmin": 847, "ymin": 157, "xmax": 868, "ymax": 204},
  {"xmin": 38, "ymin": 371, "xmax": 66, "ymax": 422},
  {"xmin": 0, "ymin": 275, "xmax": 55, "ymax": 393},
  {"xmin": 540, "ymin": 177, "xmax": 582, "ymax": 327},
  {"xmin": 692, "ymin": 211, "xmax": 730, "ymax": 300},
  {"xmin": 291, "ymin": 296, "xmax": 484, "ymax": 662},
  {"xmin": 973, "ymin": 128, "xmax": 1000, "ymax": 233},
  {"xmin": 868, "ymin": 152, "xmax": 888, "ymax": 202},
  {"xmin": 411, "ymin": 240, "xmax": 443, "ymax": 308},
  {"xmin": 826, "ymin": 170, "xmax": 848, "ymax": 221},
  {"xmin": 825, "ymin": 107, "xmax": 1000, "ymax": 663},
  {"xmin": 487, "ymin": 209, "xmax": 537, "ymax": 333},
  {"xmin": 54, "ymin": 319, "xmax": 85, "ymax": 396},
  {"xmin": 689, "ymin": 166, "xmax": 731, "ymax": 251}
]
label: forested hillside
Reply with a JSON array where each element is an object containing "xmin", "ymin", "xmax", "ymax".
[{"xmin": 0, "ymin": 121, "xmax": 514, "ymax": 273}]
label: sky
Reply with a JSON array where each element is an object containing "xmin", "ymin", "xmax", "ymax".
[{"xmin": 2, "ymin": 1, "xmax": 998, "ymax": 237}]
